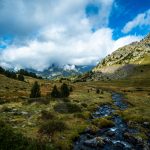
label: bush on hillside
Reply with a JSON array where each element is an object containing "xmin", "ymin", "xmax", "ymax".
[
  {"xmin": 0, "ymin": 120, "xmax": 51, "ymax": 150},
  {"xmin": 39, "ymin": 120, "xmax": 67, "ymax": 135},
  {"xmin": 51, "ymin": 85, "xmax": 61, "ymax": 98},
  {"xmin": 0, "ymin": 67, "xmax": 5, "ymax": 74},
  {"xmin": 54, "ymin": 102, "xmax": 81, "ymax": 113},
  {"xmin": 30, "ymin": 81, "xmax": 41, "ymax": 98},
  {"xmin": 60, "ymin": 83, "xmax": 70, "ymax": 97},
  {"xmin": 96, "ymin": 88, "xmax": 100, "ymax": 94},
  {"xmin": 18, "ymin": 74, "xmax": 25, "ymax": 81},
  {"xmin": 41, "ymin": 110, "xmax": 55, "ymax": 120}
]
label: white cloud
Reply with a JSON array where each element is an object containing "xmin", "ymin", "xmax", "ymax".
[
  {"xmin": 0, "ymin": 0, "xmax": 142, "ymax": 71},
  {"xmin": 110, "ymin": 35, "xmax": 142, "ymax": 54},
  {"xmin": 0, "ymin": 27, "xmax": 142, "ymax": 71},
  {"xmin": 122, "ymin": 9, "xmax": 150, "ymax": 33}
]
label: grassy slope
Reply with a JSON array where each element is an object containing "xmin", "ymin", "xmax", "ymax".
[{"xmin": 0, "ymin": 74, "xmax": 112, "ymax": 149}]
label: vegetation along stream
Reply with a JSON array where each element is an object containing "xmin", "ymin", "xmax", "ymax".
[{"xmin": 73, "ymin": 92, "xmax": 150, "ymax": 150}]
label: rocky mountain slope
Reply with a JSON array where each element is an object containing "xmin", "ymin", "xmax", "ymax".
[
  {"xmin": 94, "ymin": 34, "xmax": 150, "ymax": 70},
  {"xmin": 79, "ymin": 33, "xmax": 150, "ymax": 81}
]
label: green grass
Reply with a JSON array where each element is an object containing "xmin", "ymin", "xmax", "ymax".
[
  {"xmin": 0, "ymin": 62, "xmax": 150, "ymax": 149},
  {"xmin": 92, "ymin": 117, "xmax": 114, "ymax": 128},
  {"xmin": 0, "ymin": 74, "xmax": 113, "ymax": 149}
]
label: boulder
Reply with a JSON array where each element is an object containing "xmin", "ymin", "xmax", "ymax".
[
  {"xmin": 84, "ymin": 137, "xmax": 105, "ymax": 147},
  {"xmin": 143, "ymin": 122, "xmax": 150, "ymax": 128},
  {"xmin": 106, "ymin": 130, "xmax": 115, "ymax": 137}
]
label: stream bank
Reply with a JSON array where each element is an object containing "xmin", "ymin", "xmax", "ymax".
[{"xmin": 73, "ymin": 92, "xmax": 150, "ymax": 150}]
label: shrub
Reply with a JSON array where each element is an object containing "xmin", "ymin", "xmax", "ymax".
[
  {"xmin": 0, "ymin": 120, "xmax": 50, "ymax": 150},
  {"xmin": 54, "ymin": 102, "xmax": 81, "ymax": 113},
  {"xmin": 0, "ymin": 98, "xmax": 7, "ymax": 104},
  {"xmin": 96, "ymin": 88, "xmax": 100, "ymax": 94},
  {"xmin": 92, "ymin": 118, "xmax": 114, "ymax": 128},
  {"xmin": 0, "ymin": 66, "xmax": 5, "ymax": 74},
  {"xmin": 60, "ymin": 83, "xmax": 70, "ymax": 97},
  {"xmin": 41, "ymin": 110, "xmax": 55, "ymax": 120},
  {"xmin": 39, "ymin": 120, "xmax": 67, "ymax": 135},
  {"xmin": 66, "ymin": 103, "xmax": 81, "ymax": 113},
  {"xmin": 81, "ymin": 103, "xmax": 87, "ymax": 108},
  {"xmin": 54, "ymin": 103, "xmax": 68, "ymax": 113},
  {"xmin": 51, "ymin": 85, "xmax": 60, "ymax": 98},
  {"xmin": 18, "ymin": 74, "xmax": 25, "ymax": 81},
  {"xmin": 69, "ymin": 86, "xmax": 73, "ymax": 92},
  {"xmin": 30, "ymin": 81, "xmax": 41, "ymax": 98}
]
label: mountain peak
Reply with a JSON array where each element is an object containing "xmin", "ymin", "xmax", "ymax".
[{"xmin": 93, "ymin": 33, "xmax": 150, "ymax": 72}]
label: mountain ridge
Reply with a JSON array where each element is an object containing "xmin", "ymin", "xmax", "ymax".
[
  {"xmin": 77, "ymin": 33, "xmax": 150, "ymax": 81},
  {"xmin": 27, "ymin": 64, "xmax": 94, "ymax": 79}
]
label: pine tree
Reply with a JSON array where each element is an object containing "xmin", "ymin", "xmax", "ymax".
[
  {"xmin": 60, "ymin": 83, "xmax": 70, "ymax": 97},
  {"xmin": 51, "ymin": 85, "xmax": 60, "ymax": 98},
  {"xmin": 18, "ymin": 74, "xmax": 24, "ymax": 81},
  {"xmin": 0, "ymin": 66, "xmax": 5, "ymax": 74},
  {"xmin": 70, "ymin": 86, "xmax": 73, "ymax": 92},
  {"xmin": 30, "ymin": 81, "xmax": 41, "ymax": 98},
  {"xmin": 96, "ymin": 88, "xmax": 100, "ymax": 94}
]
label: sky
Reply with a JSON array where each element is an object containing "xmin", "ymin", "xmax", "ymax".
[{"xmin": 0, "ymin": 0, "xmax": 150, "ymax": 71}]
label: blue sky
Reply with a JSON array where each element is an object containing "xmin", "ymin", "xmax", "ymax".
[
  {"xmin": 0, "ymin": 0, "xmax": 149, "ymax": 70},
  {"xmin": 109, "ymin": 0, "xmax": 150, "ymax": 39}
]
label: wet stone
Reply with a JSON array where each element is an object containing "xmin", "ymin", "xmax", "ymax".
[
  {"xmin": 106, "ymin": 130, "xmax": 115, "ymax": 137},
  {"xmin": 84, "ymin": 137, "xmax": 105, "ymax": 147},
  {"xmin": 92, "ymin": 105, "xmax": 114, "ymax": 118}
]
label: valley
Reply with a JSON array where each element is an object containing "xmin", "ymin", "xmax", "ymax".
[
  {"xmin": 0, "ymin": 70, "xmax": 150, "ymax": 149},
  {"xmin": 0, "ymin": 34, "xmax": 150, "ymax": 149}
]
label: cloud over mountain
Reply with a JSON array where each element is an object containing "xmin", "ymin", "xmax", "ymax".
[{"xmin": 0, "ymin": 0, "xmax": 145, "ymax": 70}]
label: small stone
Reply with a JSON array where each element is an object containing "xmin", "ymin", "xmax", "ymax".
[
  {"xmin": 114, "ymin": 142, "xmax": 125, "ymax": 149},
  {"xmin": 84, "ymin": 137, "xmax": 105, "ymax": 147},
  {"xmin": 21, "ymin": 111, "xmax": 28, "ymax": 115},
  {"xmin": 106, "ymin": 130, "xmax": 115, "ymax": 137},
  {"xmin": 143, "ymin": 122, "xmax": 150, "ymax": 128}
]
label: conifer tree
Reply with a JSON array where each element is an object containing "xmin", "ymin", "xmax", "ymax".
[
  {"xmin": 18, "ymin": 74, "xmax": 24, "ymax": 81},
  {"xmin": 51, "ymin": 85, "xmax": 60, "ymax": 98},
  {"xmin": 30, "ymin": 81, "xmax": 41, "ymax": 98},
  {"xmin": 60, "ymin": 83, "xmax": 70, "ymax": 97}
]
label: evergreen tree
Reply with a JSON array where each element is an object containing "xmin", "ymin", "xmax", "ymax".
[
  {"xmin": 5, "ymin": 70, "xmax": 17, "ymax": 79},
  {"xmin": 0, "ymin": 66, "xmax": 5, "ymax": 74},
  {"xmin": 30, "ymin": 81, "xmax": 41, "ymax": 98},
  {"xmin": 96, "ymin": 88, "xmax": 100, "ymax": 94},
  {"xmin": 18, "ymin": 74, "xmax": 24, "ymax": 81},
  {"xmin": 51, "ymin": 85, "xmax": 60, "ymax": 98},
  {"xmin": 60, "ymin": 83, "xmax": 70, "ymax": 97},
  {"xmin": 70, "ymin": 86, "xmax": 73, "ymax": 92}
]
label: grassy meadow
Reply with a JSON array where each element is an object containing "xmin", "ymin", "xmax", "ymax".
[{"xmin": 0, "ymin": 65, "xmax": 150, "ymax": 150}]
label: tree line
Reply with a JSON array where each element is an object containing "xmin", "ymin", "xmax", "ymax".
[
  {"xmin": 17, "ymin": 69, "xmax": 42, "ymax": 79},
  {"xmin": 0, "ymin": 66, "xmax": 42, "ymax": 81},
  {"xmin": 30, "ymin": 82, "xmax": 72, "ymax": 98}
]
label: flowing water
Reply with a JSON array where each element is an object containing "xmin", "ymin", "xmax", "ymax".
[{"xmin": 73, "ymin": 92, "xmax": 149, "ymax": 150}]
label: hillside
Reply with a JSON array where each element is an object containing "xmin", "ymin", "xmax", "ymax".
[{"xmin": 84, "ymin": 33, "xmax": 150, "ymax": 81}]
